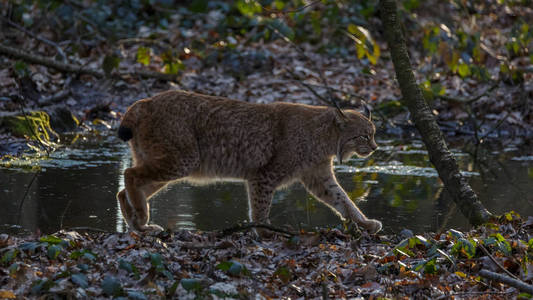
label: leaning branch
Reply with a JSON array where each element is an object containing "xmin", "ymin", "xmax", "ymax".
[
  {"xmin": 218, "ymin": 222, "xmax": 296, "ymax": 238},
  {"xmin": 479, "ymin": 269, "xmax": 533, "ymax": 294},
  {"xmin": 0, "ymin": 43, "xmax": 179, "ymax": 82},
  {"xmin": 379, "ymin": 0, "xmax": 492, "ymax": 225},
  {"xmin": 1, "ymin": 16, "xmax": 68, "ymax": 62}
]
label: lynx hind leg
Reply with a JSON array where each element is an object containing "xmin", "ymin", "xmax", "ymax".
[{"xmin": 301, "ymin": 171, "xmax": 382, "ymax": 234}]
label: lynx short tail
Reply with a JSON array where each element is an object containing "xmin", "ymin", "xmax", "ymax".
[{"xmin": 118, "ymin": 126, "xmax": 133, "ymax": 141}]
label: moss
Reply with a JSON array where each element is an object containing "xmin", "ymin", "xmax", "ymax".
[{"xmin": 1, "ymin": 111, "xmax": 59, "ymax": 146}]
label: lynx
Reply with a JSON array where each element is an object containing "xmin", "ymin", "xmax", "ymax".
[{"xmin": 116, "ymin": 90, "xmax": 382, "ymax": 234}]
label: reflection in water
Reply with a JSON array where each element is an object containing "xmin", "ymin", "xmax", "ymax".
[{"xmin": 1, "ymin": 137, "xmax": 532, "ymax": 235}]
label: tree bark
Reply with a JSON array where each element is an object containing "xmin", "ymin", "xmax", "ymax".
[{"xmin": 379, "ymin": 0, "xmax": 492, "ymax": 225}]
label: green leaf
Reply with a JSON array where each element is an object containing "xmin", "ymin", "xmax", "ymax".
[
  {"xmin": 137, "ymin": 47, "xmax": 151, "ymax": 66},
  {"xmin": 1, "ymin": 249, "xmax": 18, "ymax": 265},
  {"xmin": 458, "ymin": 63, "xmax": 471, "ymax": 78},
  {"xmin": 19, "ymin": 242, "xmax": 40, "ymax": 253},
  {"xmin": 71, "ymin": 273, "xmax": 89, "ymax": 288},
  {"xmin": 47, "ymin": 245, "xmax": 61, "ymax": 260},
  {"xmin": 424, "ymin": 258, "xmax": 438, "ymax": 274},
  {"xmin": 70, "ymin": 249, "xmax": 96, "ymax": 260},
  {"xmin": 267, "ymin": 19, "xmax": 295, "ymax": 41},
  {"xmin": 39, "ymin": 235, "xmax": 63, "ymax": 245},
  {"xmin": 14, "ymin": 61, "xmax": 30, "ymax": 77},
  {"xmin": 8, "ymin": 262, "xmax": 20, "ymax": 275},
  {"xmin": 236, "ymin": 0, "xmax": 262, "ymax": 17},
  {"xmin": 180, "ymin": 278, "xmax": 202, "ymax": 292},
  {"xmin": 77, "ymin": 263, "xmax": 89, "ymax": 272},
  {"xmin": 448, "ymin": 229, "xmax": 464, "ymax": 240},
  {"xmin": 166, "ymin": 281, "xmax": 179, "ymax": 297},
  {"xmin": 274, "ymin": 266, "xmax": 292, "ymax": 283},
  {"xmin": 127, "ymin": 291, "xmax": 148, "ymax": 300},
  {"xmin": 228, "ymin": 261, "xmax": 245, "ymax": 276},
  {"xmin": 216, "ymin": 261, "xmax": 233, "ymax": 271},
  {"xmin": 31, "ymin": 279, "xmax": 54, "ymax": 295},
  {"xmin": 101, "ymin": 276, "xmax": 124, "ymax": 297},
  {"xmin": 163, "ymin": 61, "xmax": 184, "ymax": 75},
  {"xmin": 188, "ymin": 0, "xmax": 208, "ymax": 13},
  {"xmin": 102, "ymin": 54, "xmax": 120, "ymax": 75},
  {"xmin": 147, "ymin": 253, "xmax": 163, "ymax": 267}
]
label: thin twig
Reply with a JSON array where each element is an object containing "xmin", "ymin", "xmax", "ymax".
[
  {"xmin": 259, "ymin": 0, "xmax": 322, "ymax": 14},
  {"xmin": 478, "ymin": 111, "xmax": 511, "ymax": 141},
  {"xmin": 264, "ymin": 23, "xmax": 339, "ymax": 109},
  {"xmin": 59, "ymin": 199, "xmax": 73, "ymax": 230},
  {"xmin": 218, "ymin": 222, "xmax": 296, "ymax": 238},
  {"xmin": 1, "ymin": 16, "xmax": 67, "ymax": 62},
  {"xmin": 38, "ymin": 89, "xmax": 71, "ymax": 107},
  {"xmin": 478, "ymin": 244, "xmax": 520, "ymax": 281},
  {"xmin": 16, "ymin": 171, "xmax": 39, "ymax": 224},
  {"xmin": 435, "ymin": 290, "xmax": 514, "ymax": 300},
  {"xmin": 436, "ymin": 83, "xmax": 498, "ymax": 104},
  {"xmin": 284, "ymin": 67, "xmax": 332, "ymax": 107},
  {"xmin": 63, "ymin": 226, "xmax": 112, "ymax": 233}
]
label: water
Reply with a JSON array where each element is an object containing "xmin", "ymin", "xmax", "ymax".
[{"xmin": 1, "ymin": 134, "xmax": 532, "ymax": 236}]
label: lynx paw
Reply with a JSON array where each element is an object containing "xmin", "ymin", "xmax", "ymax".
[
  {"xmin": 365, "ymin": 219, "xmax": 382, "ymax": 234},
  {"xmin": 138, "ymin": 224, "xmax": 164, "ymax": 234}
]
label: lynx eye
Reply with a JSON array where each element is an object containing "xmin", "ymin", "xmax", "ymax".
[{"xmin": 360, "ymin": 135, "xmax": 369, "ymax": 141}]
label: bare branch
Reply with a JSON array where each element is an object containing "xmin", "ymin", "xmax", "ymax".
[
  {"xmin": 1, "ymin": 16, "xmax": 67, "ymax": 62},
  {"xmin": 0, "ymin": 43, "xmax": 179, "ymax": 82},
  {"xmin": 479, "ymin": 269, "xmax": 533, "ymax": 294}
]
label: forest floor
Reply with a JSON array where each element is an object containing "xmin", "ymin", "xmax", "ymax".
[
  {"xmin": 0, "ymin": 1, "xmax": 532, "ymax": 298},
  {"xmin": 1, "ymin": 215, "xmax": 532, "ymax": 299}
]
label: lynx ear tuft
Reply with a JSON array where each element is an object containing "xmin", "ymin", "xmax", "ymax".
[
  {"xmin": 362, "ymin": 104, "xmax": 372, "ymax": 120},
  {"xmin": 334, "ymin": 108, "xmax": 347, "ymax": 128},
  {"xmin": 336, "ymin": 139, "xmax": 343, "ymax": 165}
]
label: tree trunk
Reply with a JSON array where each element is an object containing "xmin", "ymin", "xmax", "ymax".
[{"xmin": 379, "ymin": 0, "xmax": 492, "ymax": 225}]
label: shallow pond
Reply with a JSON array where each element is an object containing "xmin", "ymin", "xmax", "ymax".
[{"xmin": 1, "ymin": 134, "xmax": 532, "ymax": 236}]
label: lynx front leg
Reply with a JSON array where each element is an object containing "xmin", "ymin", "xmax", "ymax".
[
  {"xmin": 301, "ymin": 170, "xmax": 382, "ymax": 234},
  {"xmin": 246, "ymin": 180, "xmax": 275, "ymax": 224},
  {"xmin": 117, "ymin": 181, "xmax": 167, "ymax": 232}
]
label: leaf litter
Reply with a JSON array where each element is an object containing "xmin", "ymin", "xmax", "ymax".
[{"xmin": 0, "ymin": 213, "xmax": 531, "ymax": 299}]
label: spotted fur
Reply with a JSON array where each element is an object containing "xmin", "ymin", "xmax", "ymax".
[{"xmin": 117, "ymin": 90, "xmax": 381, "ymax": 234}]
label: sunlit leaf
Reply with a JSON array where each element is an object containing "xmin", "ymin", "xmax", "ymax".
[
  {"xmin": 458, "ymin": 63, "xmax": 471, "ymax": 78},
  {"xmin": 39, "ymin": 235, "xmax": 63, "ymax": 245},
  {"xmin": 236, "ymin": 0, "xmax": 262, "ymax": 17},
  {"xmin": 455, "ymin": 271, "xmax": 467, "ymax": 278},
  {"xmin": 0, "ymin": 290, "xmax": 15, "ymax": 299},
  {"xmin": 137, "ymin": 47, "xmax": 151, "ymax": 66}
]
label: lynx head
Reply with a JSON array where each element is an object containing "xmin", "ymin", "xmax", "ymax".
[{"xmin": 334, "ymin": 107, "xmax": 378, "ymax": 164}]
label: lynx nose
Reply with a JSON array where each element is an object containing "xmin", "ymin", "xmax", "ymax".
[{"xmin": 371, "ymin": 142, "xmax": 378, "ymax": 151}]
